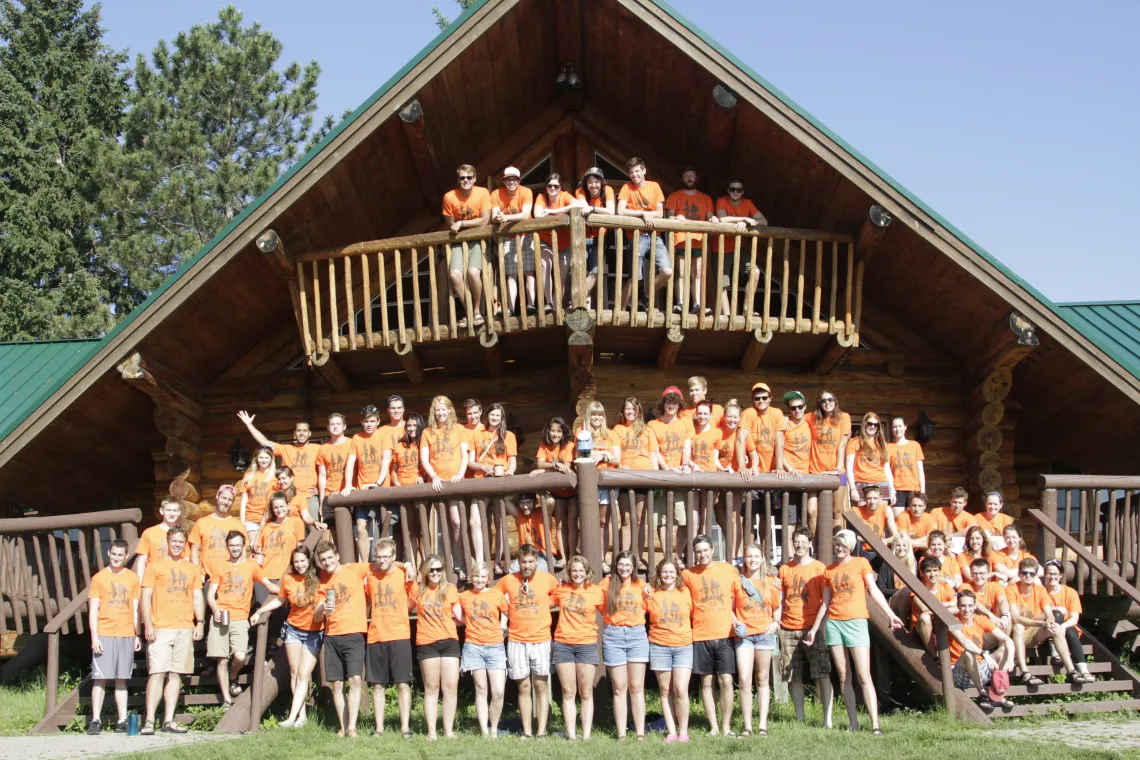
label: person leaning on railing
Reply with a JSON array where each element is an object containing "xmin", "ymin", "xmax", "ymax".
[
  {"xmin": 574, "ymin": 166, "xmax": 615, "ymax": 308},
  {"xmin": 616, "ymin": 156, "xmax": 671, "ymax": 311},
  {"xmin": 665, "ymin": 166, "xmax": 718, "ymax": 318},
  {"xmin": 531, "ymin": 416, "xmax": 576, "ymax": 567},
  {"xmin": 441, "ymin": 163, "xmax": 492, "ymax": 329},
  {"xmin": 583, "ymin": 399, "xmax": 621, "ymax": 570},
  {"xmin": 534, "ymin": 173, "xmax": 576, "ymax": 314},
  {"xmin": 649, "ymin": 387, "xmax": 693, "ymax": 561},
  {"xmin": 420, "ymin": 396, "xmax": 470, "ymax": 580},
  {"xmin": 612, "ymin": 397, "xmax": 660, "ymax": 572},
  {"xmin": 715, "ymin": 180, "xmax": 767, "ymax": 320},
  {"xmin": 468, "ymin": 402, "xmax": 516, "ymax": 565},
  {"xmin": 86, "ymin": 538, "xmax": 141, "ymax": 735},
  {"xmin": 490, "ymin": 165, "xmax": 536, "ymax": 318},
  {"xmin": 805, "ymin": 390, "xmax": 851, "ymax": 532}
]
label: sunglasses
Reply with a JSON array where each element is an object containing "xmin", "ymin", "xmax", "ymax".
[
  {"xmin": 821, "ymin": 397, "xmax": 836, "ymax": 403},
  {"xmin": 865, "ymin": 421, "xmax": 879, "ymax": 427},
  {"xmin": 547, "ymin": 183, "xmax": 561, "ymax": 189},
  {"xmin": 789, "ymin": 404, "xmax": 805, "ymax": 411},
  {"xmin": 728, "ymin": 186, "xmax": 743, "ymax": 192},
  {"xmin": 1019, "ymin": 570, "xmax": 1036, "ymax": 576},
  {"xmin": 428, "ymin": 567, "xmax": 444, "ymax": 573},
  {"xmin": 753, "ymin": 395, "xmax": 770, "ymax": 402},
  {"xmin": 457, "ymin": 175, "xmax": 474, "ymax": 181}
]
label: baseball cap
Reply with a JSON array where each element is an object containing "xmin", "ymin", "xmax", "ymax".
[
  {"xmin": 662, "ymin": 385, "xmax": 683, "ymax": 398},
  {"xmin": 782, "ymin": 390, "xmax": 806, "ymax": 404},
  {"xmin": 502, "ymin": 166, "xmax": 521, "ymax": 179},
  {"xmin": 751, "ymin": 382, "xmax": 771, "ymax": 394},
  {"xmin": 582, "ymin": 166, "xmax": 605, "ymax": 182},
  {"xmin": 989, "ymin": 668, "xmax": 1009, "ymax": 701}
]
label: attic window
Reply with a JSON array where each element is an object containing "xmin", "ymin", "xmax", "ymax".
[
  {"xmin": 594, "ymin": 152, "xmax": 630, "ymax": 183},
  {"xmin": 521, "ymin": 156, "xmax": 552, "ymax": 189}
]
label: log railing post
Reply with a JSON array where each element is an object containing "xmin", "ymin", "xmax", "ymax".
[
  {"xmin": 817, "ymin": 489, "xmax": 833, "ymax": 562},
  {"xmin": 44, "ymin": 630, "xmax": 59, "ymax": 715},
  {"xmin": 334, "ymin": 507, "xmax": 355, "ymax": 561},
  {"xmin": 1039, "ymin": 487, "xmax": 1058, "ymax": 562},
  {"xmin": 577, "ymin": 461, "xmax": 600, "ymax": 573},
  {"xmin": 569, "ymin": 207, "xmax": 588, "ymax": 309}
]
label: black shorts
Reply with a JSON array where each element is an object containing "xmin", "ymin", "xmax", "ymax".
[
  {"xmin": 693, "ymin": 638, "xmax": 735, "ymax": 676},
  {"xmin": 417, "ymin": 638, "xmax": 461, "ymax": 661},
  {"xmin": 366, "ymin": 639, "xmax": 414, "ymax": 685},
  {"xmin": 895, "ymin": 491, "xmax": 914, "ymax": 508},
  {"xmin": 324, "ymin": 633, "xmax": 366, "ymax": 682}
]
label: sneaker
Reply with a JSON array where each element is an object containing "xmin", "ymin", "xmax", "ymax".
[
  {"xmin": 86, "ymin": 719, "xmax": 102, "ymax": 735},
  {"xmin": 672, "ymin": 303, "xmax": 683, "ymax": 315},
  {"xmin": 114, "ymin": 720, "xmax": 128, "ymax": 734}
]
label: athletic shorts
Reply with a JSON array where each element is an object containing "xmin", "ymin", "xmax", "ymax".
[
  {"xmin": 507, "ymin": 640, "xmax": 551, "ymax": 680},
  {"xmin": 366, "ymin": 639, "xmax": 413, "ymax": 685},
  {"xmin": 602, "ymin": 625, "xmax": 649, "ymax": 666},
  {"xmin": 206, "ymin": 619, "xmax": 250, "ymax": 659},
  {"xmin": 92, "ymin": 635, "xmax": 135, "ymax": 680},
  {"xmin": 418, "ymin": 638, "xmax": 461, "ymax": 661},
  {"xmin": 552, "ymin": 641, "xmax": 599, "ymax": 666},
  {"xmin": 325, "ymin": 632, "xmax": 366, "ymax": 682},
  {"xmin": 461, "ymin": 642, "xmax": 506, "ymax": 673},
  {"xmin": 693, "ymin": 638, "xmax": 735, "ymax": 676},
  {"xmin": 147, "ymin": 628, "xmax": 194, "ymax": 675},
  {"xmin": 649, "ymin": 643, "xmax": 693, "ymax": 672},
  {"xmin": 653, "ymin": 493, "xmax": 691, "ymax": 527},
  {"xmin": 778, "ymin": 626, "xmax": 831, "ymax": 680},
  {"xmin": 825, "ymin": 618, "xmax": 870, "ymax": 648}
]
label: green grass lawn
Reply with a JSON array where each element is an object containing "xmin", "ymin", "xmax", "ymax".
[{"xmin": 0, "ymin": 673, "xmax": 52, "ymax": 735}]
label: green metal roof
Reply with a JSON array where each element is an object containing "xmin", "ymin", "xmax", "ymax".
[
  {"xmin": 1054, "ymin": 301, "xmax": 1140, "ymax": 381},
  {"xmin": 0, "ymin": 339, "xmax": 104, "ymax": 440}
]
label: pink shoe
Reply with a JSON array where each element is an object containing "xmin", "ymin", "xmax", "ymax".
[
  {"xmin": 678, "ymin": 733, "xmax": 690, "ymax": 743},
  {"xmin": 664, "ymin": 734, "xmax": 678, "ymax": 744}
]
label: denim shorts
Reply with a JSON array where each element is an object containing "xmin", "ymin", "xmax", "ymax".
[
  {"xmin": 602, "ymin": 624, "xmax": 650, "ymax": 666},
  {"xmin": 649, "ymin": 643, "xmax": 693, "ymax": 672},
  {"xmin": 461, "ymin": 642, "xmax": 506, "ymax": 673},
  {"xmin": 733, "ymin": 632, "xmax": 777, "ymax": 652},
  {"xmin": 283, "ymin": 622, "xmax": 324, "ymax": 654},
  {"xmin": 552, "ymin": 641, "xmax": 599, "ymax": 666}
]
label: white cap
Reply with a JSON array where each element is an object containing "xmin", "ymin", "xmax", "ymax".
[{"xmin": 502, "ymin": 166, "xmax": 521, "ymax": 179}]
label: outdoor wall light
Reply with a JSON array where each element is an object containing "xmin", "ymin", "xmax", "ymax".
[
  {"xmin": 399, "ymin": 99, "xmax": 423, "ymax": 123},
  {"xmin": 713, "ymin": 83, "xmax": 738, "ymax": 110},
  {"xmin": 915, "ymin": 411, "xmax": 936, "ymax": 445},
  {"xmin": 869, "ymin": 204, "xmax": 893, "ymax": 228},
  {"xmin": 555, "ymin": 63, "xmax": 582, "ymax": 91},
  {"xmin": 228, "ymin": 437, "xmax": 250, "ymax": 472},
  {"xmin": 255, "ymin": 229, "xmax": 280, "ymax": 253}
]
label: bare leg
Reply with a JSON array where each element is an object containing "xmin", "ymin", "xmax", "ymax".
[
  {"xmin": 331, "ymin": 681, "xmax": 347, "ymax": 733},
  {"xmin": 517, "ymin": 676, "xmax": 533, "ymax": 736},
  {"xmin": 145, "ymin": 672, "xmax": 164, "ymax": 727},
  {"xmin": 611, "ymin": 665, "xmax": 629, "ymax": 737},
  {"xmin": 657, "ymin": 670, "xmax": 676, "ymax": 735},
  {"xmin": 700, "ymin": 673, "xmax": 719, "ymax": 734},
  {"xmin": 831, "ymin": 645, "xmax": 859, "ymax": 730},
  {"xmin": 467, "ymin": 267, "xmax": 484, "ymax": 321},
  {"xmin": 736, "ymin": 643, "xmax": 755, "ymax": 733},
  {"xmin": 216, "ymin": 658, "xmax": 230, "ymax": 705},
  {"xmin": 473, "ymin": 669, "xmax": 490, "ymax": 735},
  {"xmin": 717, "ymin": 673, "xmax": 734, "ymax": 734},
  {"xmin": 488, "ymin": 669, "xmax": 506, "ymax": 736},
  {"xmin": 397, "ymin": 682, "xmax": 412, "ymax": 733},
  {"xmin": 91, "ymin": 680, "xmax": 106, "ymax": 723},
  {"xmin": 673, "ymin": 668, "xmax": 692, "ymax": 736},
  {"xmin": 449, "ymin": 270, "xmax": 467, "ymax": 313},
  {"xmin": 756, "ymin": 649, "xmax": 772, "ymax": 732},
  {"xmin": 440, "ymin": 657, "xmax": 460, "ymax": 737},
  {"xmin": 556, "ymin": 662, "xmax": 579, "ymax": 739},
  {"xmin": 356, "ymin": 518, "xmax": 371, "ymax": 564},
  {"xmin": 629, "ymin": 662, "xmax": 647, "ymax": 737},
  {"xmin": 162, "ymin": 674, "xmax": 181, "ymax": 726},
  {"xmin": 346, "ymin": 675, "xmax": 362, "ymax": 733},
  {"xmin": 849, "ymin": 646, "xmax": 880, "ymax": 730},
  {"xmin": 817, "ymin": 676, "xmax": 835, "ymax": 728},
  {"xmin": 578, "ymin": 663, "xmax": 596, "ymax": 739},
  {"xmin": 372, "ymin": 684, "xmax": 386, "ymax": 733},
  {"xmin": 533, "ymin": 676, "xmax": 550, "ymax": 736},
  {"xmin": 421, "ymin": 658, "xmax": 441, "ymax": 738},
  {"xmin": 468, "ymin": 501, "xmax": 484, "ymax": 563}
]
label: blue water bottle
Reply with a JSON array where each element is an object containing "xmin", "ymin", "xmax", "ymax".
[
  {"xmin": 127, "ymin": 712, "xmax": 139, "ymax": 736},
  {"xmin": 576, "ymin": 429, "xmax": 593, "ymax": 459}
]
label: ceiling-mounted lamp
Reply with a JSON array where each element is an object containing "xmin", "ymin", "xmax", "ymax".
[
  {"xmin": 914, "ymin": 411, "xmax": 937, "ymax": 445},
  {"xmin": 255, "ymin": 229, "xmax": 280, "ymax": 253},
  {"xmin": 555, "ymin": 62, "xmax": 582, "ymax": 92},
  {"xmin": 228, "ymin": 437, "xmax": 250, "ymax": 472},
  {"xmin": 869, "ymin": 204, "xmax": 893, "ymax": 229},
  {"xmin": 398, "ymin": 99, "xmax": 423, "ymax": 123},
  {"xmin": 712, "ymin": 83, "xmax": 738, "ymax": 110}
]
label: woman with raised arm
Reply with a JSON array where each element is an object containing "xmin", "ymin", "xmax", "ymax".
[{"xmin": 550, "ymin": 555, "xmax": 604, "ymax": 740}]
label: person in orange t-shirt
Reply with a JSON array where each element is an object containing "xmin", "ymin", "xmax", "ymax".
[
  {"xmin": 575, "ymin": 167, "xmax": 616, "ymax": 303},
  {"xmin": 845, "ymin": 413, "xmax": 894, "ymax": 508},
  {"xmin": 852, "ymin": 485, "xmax": 898, "ymax": 556},
  {"xmin": 410, "ymin": 555, "xmax": 463, "ymax": 740},
  {"xmin": 253, "ymin": 493, "xmax": 305, "ymax": 598},
  {"xmin": 734, "ymin": 545, "xmax": 782, "ymax": 737},
  {"xmin": 715, "ymin": 180, "xmax": 767, "ymax": 315},
  {"xmin": 188, "ymin": 486, "xmax": 246, "ymax": 582},
  {"xmin": 613, "ymin": 397, "xmax": 659, "ymax": 568},
  {"xmin": 360, "ymin": 538, "xmax": 415, "ymax": 736},
  {"xmin": 652, "ymin": 388, "xmax": 695, "ymax": 555},
  {"xmin": 207, "ymin": 531, "xmax": 267, "ymax": 708},
  {"xmin": 646, "ymin": 557, "xmax": 694, "ymax": 741},
  {"xmin": 806, "ymin": 390, "xmax": 852, "ymax": 531},
  {"xmin": 665, "ymin": 168, "xmax": 718, "ymax": 317},
  {"xmin": 1007, "ymin": 557, "xmax": 1082, "ymax": 686},
  {"xmin": 237, "ymin": 411, "xmax": 321, "ymax": 518},
  {"xmin": 442, "ymin": 163, "xmax": 492, "ymax": 328},
  {"xmin": 778, "ymin": 527, "xmax": 834, "ymax": 726},
  {"xmin": 976, "ymin": 491, "xmax": 1013, "ymax": 537},
  {"xmin": 344, "ymin": 404, "xmax": 386, "ymax": 566},
  {"xmin": 314, "ymin": 543, "xmax": 371, "ymax": 737},
  {"xmin": 87, "ymin": 539, "xmax": 141, "ymax": 733},
  {"xmin": 421, "ymin": 397, "xmax": 470, "ymax": 575},
  {"xmin": 931, "ymin": 487, "xmax": 977, "ymax": 539},
  {"xmin": 687, "ymin": 398, "xmax": 739, "ymax": 558},
  {"xmin": 140, "ymin": 526, "xmax": 204, "ymax": 735},
  {"xmin": 1043, "ymin": 560, "xmax": 1095, "ymax": 683},
  {"xmin": 600, "ymin": 552, "xmax": 650, "ymax": 740},
  {"xmin": 926, "ymin": 530, "xmax": 963, "ymax": 587},
  {"xmin": 910, "ymin": 556, "xmax": 958, "ymax": 653},
  {"xmin": 948, "ymin": 589, "xmax": 1014, "ymax": 708},
  {"xmin": 250, "ymin": 545, "xmax": 322, "ymax": 728},
  {"xmin": 887, "ymin": 417, "xmax": 925, "ymax": 516},
  {"xmin": 616, "ymin": 156, "xmax": 671, "ymax": 310},
  {"xmin": 781, "ymin": 391, "xmax": 813, "ymax": 477},
  {"xmin": 534, "ymin": 173, "xmax": 576, "ymax": 312},
  {"xmin": 738, "ymin": 382, "xmax": 786, "ymax": 476},
  {"xmin": 469, "ymin": 403, "xmax": 516, "ymax": 564},
  {"xmin": 678, "ymin": 376, "xmax": 725, "ymax": 433},
  {"xmin": 894, "ymin": 492, "xmax": 939, "ymax": 549},
  {"xmin": 531, "ymin": 417, "xmax": 576, "ymax": 565},
  {"xmin": 806, "ymin": 530, "xmax": 902, "ymax": 735},
  {"xmin": 459, "ymin": 562, "xmax": 509, "ymax": 737},
  {"xmin": 316, "ymin": 412, "xmax": 351, "ymax": 514},
  {"xmin": 491, "ymin": 166, "xmax": 536, "ymax": 317},
  {"xmin": 238, "ymin": 446, "xmax": 277, "ymax": 539},
  {"xmin": 550, "ymin": 556, "xmax": 605, "ymax": 741},
  {"xmin": 273, "ymin": 466, "xmax": 323, "ymax": 529},
  {"xmin": 500, "ymin": 545, "xmax": 559, "ymax": 738},
  {"xmin": 135, "ymin": 497, "xmax": 185, "ymax": 583},
  {"xmin": 991, "ymin": 523, "xmax": 1038, "ymax": 585}
]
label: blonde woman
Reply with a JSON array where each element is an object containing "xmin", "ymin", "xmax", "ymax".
[
  {"xmin": 584, "ymin": 400, "xmax": 620, "ymax": 569},
  {"xmin": 420, "ymin": 397, "xmax": 469, "ymax": 576},
  {"xmin": 845, "ymin": 413, "xmax": 894, "ymax": 507},
  {"xmin": 411, "ymin": 554, "xmax": 463, "ymax": 740},
  {"xmin": 239, "ymin": 446, "xmax": 276, "ymax": 542},
  {"xmin": 734, "ymin": 544, "xmax": 781, "ymax": 736},
  {"xmin": 458, "ymin": 561, "xmax": 508, "ymax": 737},
  {"xmin": 646, "ymin": 557, "xmax": 693, "ymax": 744}
]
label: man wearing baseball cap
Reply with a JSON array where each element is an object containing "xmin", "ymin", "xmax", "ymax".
[
  {"xmin": 648, "ymin": 386, "xmax": 694, "ymax": 553},
  {"xmin": 491, "ymin": 166, "xmax": 536, "ymax": 318},
  {"xmin": 188, "ymin": 485, "xmax": 247, "ymax": 582},
  {"xmin": 575, "ymin": 167, "xmax": 615, "ymax": 306},
  {"xmin": 737, "ymin": 382, "xmax": 785, "ymax": 478}
]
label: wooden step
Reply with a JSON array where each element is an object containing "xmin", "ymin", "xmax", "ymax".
[
  {"xmin": 79, "ymin": 693, "xmax": 227, "ymax": 708},
  {"xmin": 985, "ymin": 698, "xmax": 1140, "ymax": 718},
  {"xmin": 1002, "ymin": 679, "xmax": 1133, "ymax": 697},
  {"xmin": 1026, "ymin": 661, "xmax": 1113, "ymax": 676},
  {"xmin": 80, "ymin": 673, "xmax": 251, "ymax": 693}
]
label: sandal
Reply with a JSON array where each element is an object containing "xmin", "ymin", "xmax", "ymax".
[
  {"xmin": 140, "ymin": 721, "xmax": 155, "ymax": 736},
  {"xmin": 739, "ymin": 729, "xmax": 752, "ymax": 737},
  {"xmin": 757, "ymin": 728, "xmax": 768, "ymax": 736},
  {"xmin": 346, "ymin": 729, "xmax": 358, "ymax": 738},
  {"xmin": 873, "ymin": 728, "xmax": 884, "ymax": 737},
  {"xmin": 402, "ymin": 730, "xmax": 414, "ymax": 739},
  {"xmin": 1020, "ymin": 672, "xmax": 1044, "ymax": 687},
  {"xmin": 976, "ymin": 697, "xmax": 994, "ymax": 710},
  {"xmin": 161, "ymin": 721, "xmax": 188, "ymax": 734}
]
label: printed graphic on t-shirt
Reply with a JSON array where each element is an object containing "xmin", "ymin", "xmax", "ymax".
[
  {"xmin": 697, "ymin": 576, "xmax": 725, "ymax": 607},
  {"xmin": 166, "ymin": 569, "xmax": 191, "ymax": 597}
]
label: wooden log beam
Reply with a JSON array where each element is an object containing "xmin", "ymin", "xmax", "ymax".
[
  {"xmin": 394, "ymin": 341, "xmax": 425, "ymax": 385},
  {"xmin": 398, "ymin": 100, "xmax": 446, "ymax": 207},
  {"xmin": 963, "ymin": 310, "xmax": 1040, "ymax": 379},
  {"xmin": 657, "ymin": 326, "xmax": 684, "ymax": 372},
  {"xmin": 116, "ymin": 352, "xmax": 203, "ymax": 419},
  {"xmin": 153, "ymin": 406, "xmax": 201, "ymax": 444},
  {"xmin": 310, "ymin": 353, "xmax": 351, "ymax": 394},
  {"xmin": 480, "ymin": 330, "xmax": 505, "ymax": 379},
  {"xmin": 813, "ymin": 337, "xmax": 851, "ymax": 375},
  {"xmin": 739, "ymin": 328, "xmax": 772, "ymax": 373},
  {"xmin": 854, "ymin": 205, "xmax": 892, "ymax": 262}
]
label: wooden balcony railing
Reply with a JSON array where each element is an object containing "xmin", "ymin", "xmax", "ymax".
[{"xmin": 293, "ymin": 208, "xmax": 859, "ymax": 364}]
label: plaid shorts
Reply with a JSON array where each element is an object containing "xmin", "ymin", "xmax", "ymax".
[{"xmin": 778, "ymin": 626, "xmax": 831, "ymax": 681}]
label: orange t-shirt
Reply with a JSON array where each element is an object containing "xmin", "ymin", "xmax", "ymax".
[
  {"xmin": 280, "ymin": 572, "xmax": 320, "ymax": 632},
  {"xmin": 682, "ymin": 562, "xmax": 741, "ymax": 641},
  {"xmin": 89, "ymin": 567, "xmax": 140, "ymax": 637},
  {"xmin": 895, "ymin": 512, "xmax": 938, "ymax": 540},
  {"xmin": 500, "ymin": 571, "xmax": 559, "ymax": 643},
  {"xmin": 575, "ymin": 186, "xmax": 616, "ymax": 239},
  {"xmin": 959, "ymin": 581, "xmax": 1006, "ymax": 615},
  {"xmin": 665, "ymin": 190, "xmax": 715, "ymax": 248},
  {"xmin": 255, "ymin": 517, "xmax": 305, "ymax": 578},
  {"xmin": 783, "ymin": 417, "xmax": 812, "ymax": 472},
  {"xmin": 318, "ymin": 562, "xmax": 370, "ymax": 636},
  {"xmin": 599, "ymin": 577, "xmax": 648, "ymax": 627},
  {"xmin": 690, "ymin": 426, "xmax": 723, "ymax": 472},
  {"xmin": 734, "ymin": 581, "xmax": 780, "ymax": 635},
  {"xmin": 551, "ymin": 584, "xmax": 605, "ymax": 645},
  {"xmin": 933, "ymin": 507, "xmax": 977, "ymax": 534},
  {"xmin": 516, "ymin": 511, "xmax": 547, "ymax": 554},
  {"xmin": 933, "ymin": 554, "xmax": 962, "ymax": 583},
  {"xmin": 806, "ymin": 411, "xmax": 851, "ymax": 474},
  {"xmin": 647, "ymin": 417, "xmax": 690, "ymax": 469},
  {"xmin": 422, "ymin": 425, "xmax": 466, "ymax": 480},
  {"xmin": 618, "ymin": 181, "xmax": 666, "ymax": 239},
  {"xmin": 949, "ymin": 614, "xmax": 995, "ymax": 663},
  {"xmin": 778, "ymin": 559, "xmax": 827, "ymax": 630},
  {"xmin": 739, "ymin": 406, "xmax": 786, "ymax": 472},
  {"xmin": 1048, "ymin": 585, "xmax": 1081, "ymax": 616},
  {"xmin": 824, "ymin": 557, "xmax": 874, "ymax": 621},
  {"xmin": 613, "ymin": 423, "xmax": 659, "ymax": 470},
  {"xmin": 647, "ymin": 587, "xmax": 694, "ymax": 646},
  {"xmin": 534, "ymin": 191, "xmax": 575, "ymax": 247},
  {"xmin": 491, "ymin": 185, "xmax": 533, "ymax": 215},
  {"xmin": 459, "ymin": 589, "xmax": 508, "ymax": 646},
  {"xmin": 1006, "ymin": 582, "xmax": 1051, "ymax": 619},
  {"xmin": 316, "ymin": 440, "xmax": 352, "ymax": 497},
  {"xmin": 975, "ymin": 512, "xmax": 1013, "ymax": 536},
  {"xmin": 909, "ymin": 581, "xmax": 957, "ymax": 630},
  {"xmin": 887, "ymin": 441, "xmax": 924, "ymax": 492},
  {"xmin": 679, "ymin": 403, "xmax": 725, "ymax": 434},
  {"xmin": 590, "ymin": 428, "xmax": 620, "ymax": 470},
  {"xmin": 389, "ymin": 440, "xmax": 421, "ymax": 485},
  {"xmin": 846, "ymin": 438, "xmax": 887, "ymax": 484},
  {"xmin": 274, "ymin": 442, "xmax": 321, "ymax": 497},
  {"xmin": 212, "ymin": 559, "xmax": 265, "ymax": 621},
  {"xmin": 854, "ymin": 504, "xmax": 891, "ymax": 551},
  {"xmin": 441, "ymin": 186, "xmax": 491, "ymax": 221},
  {"xmin": 136, "ymin": 524, "xmax": 173, "ymax": 564},
  {"xmin": 350, "ymin": 432, "xmax": 386, "ymax": 488},
  {"xmin": 714, "ymin": 196, "xmax": 761, "ymax": 252},
  {"xmin": 410, "ymin": 584, "xmax": 460, "ymax": 645},
  {"xmin": 142, "ymin": 557, "xmax": 203, "ymax": 629},
  {"xmin": 471, "ymin": 430, "xmax": 518, "ymax": 478},
  {"xmin": 287, "ymin": 491, "xmax": 308, "ymax": 520},
  {"xmin": 718, "ymin": 426, "xmax": 749, "ymax": 471},
  {"xmin": 239, "ymin": 469, "xmax": 277, "ymax": 525},
  {"xmin": 188, "ymin": 516, "xmax": 247, "ymax": 579},
  {"xmin": 366, "ymin": 565, "xmax": 412, "ymax": 643},
  {"xmin": 378, "ymin": 420, "xmax": 406, "ymax": 452},
  {"xmin": 536, "ymin": 441, "xmax": 575, "ymax": 467},
  {"xmin": 991, "ymin": 549, "xmax": 1037, "ymax": 573}
]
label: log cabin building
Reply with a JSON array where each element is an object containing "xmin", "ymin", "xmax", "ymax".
[{"xmin": 3, "ymin": 0, "xmax": 1140, "ymax": 725}]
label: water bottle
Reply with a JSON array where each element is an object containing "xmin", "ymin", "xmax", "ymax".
[
  {"xmin": 127, "ymin": 712, "xmax": 139, "ymax": 736},
  {"xmin": 576, "ymin": 429, "xmax": 593, "ymax": 459},
  {"xmin": 326, "ymin": 589, "xmax": 336, "ymax": 613},
  {"xmin": 221, "ymin": 609, "xmax": 230, "ymax": 627},
  {"xmin": 734, "ymin": 622, "xmax": 748, "ymax": 639}
]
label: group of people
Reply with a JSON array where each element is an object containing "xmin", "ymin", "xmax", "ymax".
[{"xmin": 441, "ymin": 157, "xmax": 768, "ymax": 326}]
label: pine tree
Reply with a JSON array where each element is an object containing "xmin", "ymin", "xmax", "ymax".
[
  {"xmin": 433, "ymin": 0, "xmax": 477, "ymax": 30},
  {"xmin": 0, "ymin": 0, "xmax": 127, "ymax": 340}
]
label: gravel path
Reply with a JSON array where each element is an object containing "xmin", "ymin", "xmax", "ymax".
[
  {"xmin": 0, "ymin": 732, "xmax": 235, "ymax": 760},
  {"xmin": 994, "ymin": 719, "xmax": 1140, "ymax": 755}
]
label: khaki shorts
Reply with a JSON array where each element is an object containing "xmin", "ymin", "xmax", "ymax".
[
  {"xmin": 207, "ymin": 619, "xmax": 251, "ymax": 659},
  {"xmin": 778, "ymin": 626, "xmax": 831, "ymax": 681},
  {"xmin": 653, "ymin": 491, "xmax": 691, "ymax": 527},
  {"xmin": 148, "ymin": 628, "xmax": 194, "ymax": 675}
]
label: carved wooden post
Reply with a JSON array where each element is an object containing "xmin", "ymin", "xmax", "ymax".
[{"xmin": 569, "ymin": 207, "xmax": 588, "ymax": 308}]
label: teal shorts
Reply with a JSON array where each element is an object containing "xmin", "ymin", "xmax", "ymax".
[{"xmin": 825, "ymin": 618, "xmax": 870, "ymax": 648}]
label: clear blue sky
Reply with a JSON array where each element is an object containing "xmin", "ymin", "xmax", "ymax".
[{"xmin": 94, "ymin": 0, "xmax": 1139, "ymax": 304}]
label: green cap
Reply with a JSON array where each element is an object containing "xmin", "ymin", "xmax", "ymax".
[{"xmin": 782, "ymin": 390, "xmax": 806, "ymax": 405}]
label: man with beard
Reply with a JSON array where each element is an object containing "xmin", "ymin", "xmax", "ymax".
[
  {"xmin": 189, "ymin": 485, "xmax": 246, "ymax": 582},
  {"xmin": 665, "ymin": 166, "xmax": 718, "ymax": 317},
  {"xmin": 206, "ymin": 531, "xmax": 266, "ymax": 708},
  {"xmin": 238, "ymin": 411, "xmax": 321, "ymax": 521},
  {"xmin": 499, "ymin": 544, "xmax": 559, "ymax": 738}
]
